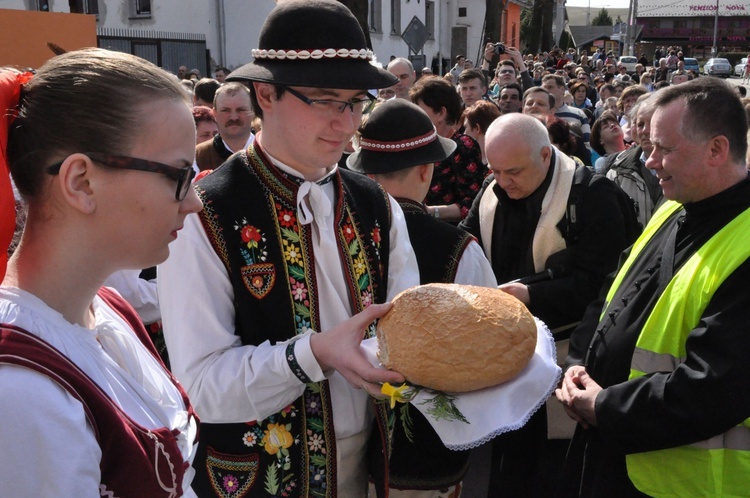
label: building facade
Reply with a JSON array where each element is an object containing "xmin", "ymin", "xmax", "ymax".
[
  {"xmin": 2, "ymin": 0, "xmax": 504, "ymax": 78},
  {"xmin": 636, "ymin": 0, "xmax": 749, "ymax": 59}
]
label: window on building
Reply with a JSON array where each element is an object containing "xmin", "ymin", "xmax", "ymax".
[
  {"xmin": 135, "ymin": 0, "xmax": 151, "ymax": 15},
  {"xmin": 391, "ymin": 0, "xmax": 401, "ymax": 35},
  {"xmin": 647, "ymin": 20, "xmax": 660, "ymax": 29},
  {"xmin": 426, "ymin": 1, "xmax": 435, "ymax": 39},
  {"xmin": 37, "ymin": 0, "xmax": 49, "ymax": 11},
  {"xmin": 129, "ymin": 0, "xmax": 151, "ymax": 18},
  {"xmin": 369, "ymin": 0, "xmax": 382, "ymax": 33},
  {"xmin": 673, "ymin": 20, "xmax": 687, "ymax": 29},
  {"xmin": 458, "ymin": 7, "xmax": 467, "ymax": 17},
  {"xmin": 69, "ymin": 0, "xmax": 98, "ymax": 15}
]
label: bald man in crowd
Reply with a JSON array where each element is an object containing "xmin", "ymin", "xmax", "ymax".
[
  {"xmin": 460, "ymin": 113, "xmax": 636, "ymax": 497},
  {"xmin": 387, "ymin": 57, "xmax": 417, "ymax": 100}
]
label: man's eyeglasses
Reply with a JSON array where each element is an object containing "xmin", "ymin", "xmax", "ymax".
[
  {"xmin": 378, "ymin": 88, "xmax": 396, "ymax": 99},
  {"xmin": 497, "ymin": 69, "xmax": 516, "ymax": 75},
  {"xmin": 46, "ymin": 152, "xmax": 196, "ymax": 201},
  {"xmin": 284, "ymin": 86, "xmax": 376, "ymax": 116}
]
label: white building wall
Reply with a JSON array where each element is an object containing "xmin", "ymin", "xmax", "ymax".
[
  {"xmin": 451, "ymin": 0, "xmax": 486, "ymax": 66},
  {"xmin": 221, "ymin": 0, "xmax": 485, "ymax": 75},
  {"xmin": 0, "ymin": 0, "xmax": 27, "ymax": 9},
  {"xmin": 0, "ymin": 0, "xmax": 487, "ymax": 76},
  {"xmin": 221, "ymin": 0, "xmax": 274, "ymax": 71}
]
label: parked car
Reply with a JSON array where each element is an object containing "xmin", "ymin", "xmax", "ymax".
[
  {"xmin": 617, "ymin": 56, "xmax": 638, "ymax": 74},
  {"xmin": 735, "ymin": 58, "xmax": 748, "ymax": 77},
  {"xmin": 703, "ymin": 58, "xmax": 732, "ymax": 77},
  {"xmin": 683, "ymin": 57, "xmax": 700, "ymax": 74}
]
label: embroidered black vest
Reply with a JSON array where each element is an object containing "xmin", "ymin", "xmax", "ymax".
[
  {"xmin": 192, "ymin": 143, "xmax": 392, "ymax": 498},
  {"xmin": 381, "ymin": 198, "xmax": 475, "ymax": 490},
  {"xmin": 397, "ymin": 198, "xmax": 475, "ymax": 285}
]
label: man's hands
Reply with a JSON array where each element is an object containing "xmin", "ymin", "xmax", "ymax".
[
  {"xmin": 310, "ymin": 303, "xmax": 405, "ymax": 399},
  {"xmin": 555, "ymin": 365, "xmax": 602, "ymax": 429},
  {"xmin": 498, "ymin": 282, "xmax": 530, "ymax": 304},
  {"xmin": 504, "ymin": 46, "xmax": 527, "ymax": 72},
  {"xmin": 484, "ymin": 43, "xmax": 527, "ymax": 73},
  {"xmin": 484, "ymin": 43, "xmax": 495, "ymax": 64}
]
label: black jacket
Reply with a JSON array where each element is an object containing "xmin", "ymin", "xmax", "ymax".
[{"xmin": 460, "ymin": 153, "xmax": 635, "ymax": 331}]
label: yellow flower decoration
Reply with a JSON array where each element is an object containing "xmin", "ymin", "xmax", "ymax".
[
  {"xmin": 381, "ymin": 382, "xmax": 412, "ymax": 409},
  {"xmin": 262, "ymin": 423, "xmax": 294, "ymax": 455},
  {"xmin": 282, "ymin": 239, "xmax": 302, "ymax": 265},
  {"xmin": 353, "ymin": 255, "xmax": 367, "ymax": 278}
]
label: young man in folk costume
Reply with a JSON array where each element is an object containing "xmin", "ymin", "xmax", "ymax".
[{"xmin": 158, "ymin": 1, "xmax": 419, "ymax": 496}]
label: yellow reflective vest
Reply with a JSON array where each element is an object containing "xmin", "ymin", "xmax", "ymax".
[{"xmin": 602, "ymin": 200, "xmax": 750, "ymax": 498}]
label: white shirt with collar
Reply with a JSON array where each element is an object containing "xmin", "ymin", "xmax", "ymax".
[{"xmin": 159, "ymin": 150, "xmax": 419, "ymax": 495}]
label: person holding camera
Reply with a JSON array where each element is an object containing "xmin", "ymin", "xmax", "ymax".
[{"xmin": 481, "ymin": 42, "xmax": 535, "ymax": 92}]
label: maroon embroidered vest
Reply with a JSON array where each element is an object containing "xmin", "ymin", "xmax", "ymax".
[
  {"xmin": 0, "ymin": 287, "xmax": 198, "ymax": 497},
  {"xmin": 192, "ymin": 143, "xmax": 392, "ymax": 497}
]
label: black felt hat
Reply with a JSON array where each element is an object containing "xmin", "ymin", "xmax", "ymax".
[
  {"xmin": 226, "ymin": 0, "xmax": 397, "ymax": 90},
  {"xmin": 348, "ymin": 99, "xmax": 457, "ymax": 174}
]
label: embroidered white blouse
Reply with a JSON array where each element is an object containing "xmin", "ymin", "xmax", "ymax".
[{"xmin": 0, "ymin": 287, "xmax": 198, "ymax": 498}]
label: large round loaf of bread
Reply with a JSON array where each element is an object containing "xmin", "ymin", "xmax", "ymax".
[{"xmin": 377, "ymin": 283, "xmax": 537, "ymax": 393}]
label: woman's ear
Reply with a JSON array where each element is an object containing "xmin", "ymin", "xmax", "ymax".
[{"xmin": 56, "ymin": 154, "xmax": 96, "ymax": 215}]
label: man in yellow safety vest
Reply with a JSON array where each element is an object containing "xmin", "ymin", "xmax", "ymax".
[{"xmin": 556, "ymin": 77, "xmax": 750, "ymax": 497}]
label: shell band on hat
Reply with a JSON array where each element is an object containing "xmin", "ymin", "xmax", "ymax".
[
  {"xmin": 251, "ymin": 48, "xmax": 373, "ymax": 61},
  {"xmin": 359, "ymin": 130, "xmax": 438, "ymax": 152}
]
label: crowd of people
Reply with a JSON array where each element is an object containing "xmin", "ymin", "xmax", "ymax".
[{"xmin": 1, "ymin": 0, "xmax": 750, "ymax": 497}]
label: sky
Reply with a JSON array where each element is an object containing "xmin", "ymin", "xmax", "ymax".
[{"xmin": 566, "ymin": 0, "xmax": 631, "ymax": 9}]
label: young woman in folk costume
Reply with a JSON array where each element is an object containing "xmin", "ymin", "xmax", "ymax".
[{"xmin": 0, "ymin": 48, "xmax": 202, "ymax": 497}]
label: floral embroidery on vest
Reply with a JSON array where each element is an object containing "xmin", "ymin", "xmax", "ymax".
[
  {"xmin": 235, "ymin": 220, "xmax": 273, "ymax": 299},
  {"xmin": 195, "ymin": 144, "xmax": 392, "ymax": 497}
]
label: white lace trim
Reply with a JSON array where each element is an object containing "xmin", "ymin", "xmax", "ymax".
[
  {"xmin": 252, "ymin": 48, "xmax": 373, "ymax": 61},
  {"xmin": 442, "ymin": 319, "xmax": 562, "ymax": 451}
]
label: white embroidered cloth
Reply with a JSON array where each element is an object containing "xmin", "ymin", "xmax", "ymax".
[{"xmin": 361, "ymin": 318, "xmax": 561, "ymax": 450}]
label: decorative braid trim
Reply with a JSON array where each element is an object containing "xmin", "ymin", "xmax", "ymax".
[
  {"xmin": 359, "ymin": 130, "xmax": 438, "ymax": 152},
  {"xmin": 252, "ymin": 48, "xmax": 373, "ymax": 61},
  {"xmin": 286, "ymin": 342, "xmax": 313, "ymax": 384}
]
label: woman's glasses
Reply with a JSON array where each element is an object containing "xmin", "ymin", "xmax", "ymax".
[{"xmin": 46, "ymin": 152, "xmax": 196, "ymax": 201}]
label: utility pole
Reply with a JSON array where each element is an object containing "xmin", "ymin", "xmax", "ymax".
[
  {"xmin": 586, "ymin": 0, "xmax": 591, "ymax": 26},
  {"xmin": 712, "ymin": 0, "xmax": 719, "ymax": 56},
  {"xmin": 628, "ymin": 0, "xmax": 639, "ymax": 56},
  {"xmin": 625, "ymin": 0, "xmax": 634, "ymax": 55}
]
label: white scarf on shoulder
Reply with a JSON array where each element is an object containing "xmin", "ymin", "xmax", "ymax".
[{"xmin": 479, "ymin": 147, "xmax": 576, "ymax": 273}]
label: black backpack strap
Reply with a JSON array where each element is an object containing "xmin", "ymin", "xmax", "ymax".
[{"xmin": 560, "ymin": 163, "xmax": 594, "ymax": 245}]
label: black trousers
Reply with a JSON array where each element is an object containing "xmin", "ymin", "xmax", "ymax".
[{"xmin": 486, "ymin": 407, "xmax": 548, "ymax": 497}]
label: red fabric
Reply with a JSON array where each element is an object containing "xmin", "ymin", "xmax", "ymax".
[
  {"xmin": 0, "ymin": 288, "xmax": 200, "ymax": 497},
  {"xmin": 194, "ymin": 168, "xmax": 212, "ymax": 182},
  {"xmin": 0, "ymin": 71, "xmax": 33, "ymax": 280}
]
